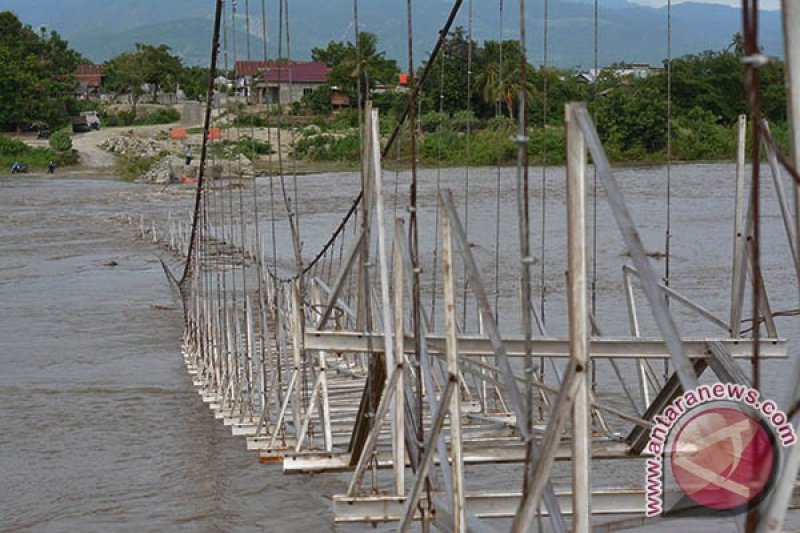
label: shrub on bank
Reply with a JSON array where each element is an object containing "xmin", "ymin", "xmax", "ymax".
[
  {"xmin": 209, "ymin": 137, "xmax": 274, "ymax": 160},
  {"xmin": 671, "ymin": 107, "xmax": 737, "ymax": 160},
  {"xmin": 236, "ymin": 137, "xmax": 273, "ymax": 156},
  {"xmin": 115, "ymin": 154, "xmax": 161, "ymax": 181},
  {"xmin": 101, "ymin": 110, "xmax": 136, "ymax": 127},
  {"xmin": 49, "ymin": 130, "xmax": 80, "ymax": 166},
  {"xmin": 0, "ymin": 136, "xmax": 76, "ymax": 171},
  {"xmin": 101, "ymin": 107, "xmax": 181, "ymax": 127},
  {"xmin": 49, "ymin": 131, "xmax": 73, "ymax": 152},
  {"xmin": 289, "ymin": 107, "xmax": 784, "ymax": 167},
  {"xmin": 134, "ymin": 107, "xmax": 181, "ymax": 125},
  {"xmin": 234, "ymin": 112, "xmax": 269, "ymax": 128},
  {"xmin": 293, "ymin": 131, "xmax": 360, "ymax": 161}
]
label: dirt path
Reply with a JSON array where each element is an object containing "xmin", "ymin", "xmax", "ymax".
[
  {"xmin": 70, "ymin": 123, "xmax": 183, "ymax": 171},
  {"xmin": 16, "ymin": 119, "xmax": 304, "ymax": 178}
]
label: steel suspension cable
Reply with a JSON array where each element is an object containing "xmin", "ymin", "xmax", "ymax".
[
  {"xmin": 517, "ymin": 0, "xmax": 535, "ymax": 495},
  {"xmin": 262, "ymin": 0, "xmax": 467, "ymax": 284},
  {"xmin": 272, "ymin": 0, "xmax": 303, "ymax": 281},
  {"xmin": 229, "ymin": 0, "xmax": 250, "ymax": 316},
  {"xmin": 430, "ymin": 40, "xmax": 447, "ymax": 329},
  {"xmin": 261, "ymin": 0, "xmax": 267, "ymax": 60},
  {"xmin": 664, "ymin": 0, "xmax": 673, "ymax": 383},
  {"xmin": 405, "ymin": 0, "xmax": 430, "ymax": 515},
  {"xmin": 181, "ymin": 0, "xmax": 224, "ymax": 289},
  {"xmin": 283, "ymin": 0, "xmax": 302, "ymax": 279},
  {"xmin": 591, "ymin": 0, "xmax": 599, "ymax": 392},
  {"xmin": 494, "ymin": 0, "xmax": 504, "ymax": 318},
  {"xmin": 538, "ymin": 0, "xmax": 549, "ymax": 333},
  {"xmin": 232, "ymin": 0, "xmax": 238, "ymax": 84},
  {"xmin": 461, "ymin": 0, "xmax": 474, "ymax": 329},
  {"xmin": 353, "ymin": 0, "xmax": 364, "ymax": 186},
  {"xmin": 245, "ymin": 0, "xmax": 251, "ymax": 60},
  {"xmin": 382, "ymin": 0, "xmax": 464, "ymax": 160},
  {"xmin": 222, "ymin": 0, "xmax": 229, "ymax": 73},
  {"xmin": 742, "ymin": 8, "xmax": 766, "ymax": 530},
  {"xmin": 244, "ymin": 0, "xmax": 268, "ymax": 298},
  {"xmin": 743, "ymin": 0, "xmax": 763, "ymax": 395}
]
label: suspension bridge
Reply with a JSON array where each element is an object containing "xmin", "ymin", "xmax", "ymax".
[{"xmin": 137, "ymin": 0, "xmax": 800, "ymax": 530}]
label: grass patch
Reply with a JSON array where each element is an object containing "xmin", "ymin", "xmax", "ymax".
[{"xmin": 115, "ymin": 154, "xmax": 160, "ymax": 181}]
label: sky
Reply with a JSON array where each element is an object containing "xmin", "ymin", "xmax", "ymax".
[{"xmin": 630, "ymin": 0, "xmax": 781, "ymax": 9}]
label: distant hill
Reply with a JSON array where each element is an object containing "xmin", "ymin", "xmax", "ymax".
[{"xmin": 4, "ymin": 0, "xmax": 784, "ymax": 68}]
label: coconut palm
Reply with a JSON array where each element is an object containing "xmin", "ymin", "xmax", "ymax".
[
  {"xmin": 475, "ymin": 60, "xmax": 535, "ymax": 119},
  {"xmin": 475, "ymin": 40, "xmax": 535, "ymax": 119}
]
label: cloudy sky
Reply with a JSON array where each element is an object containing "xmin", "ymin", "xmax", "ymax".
[{"xmin": 630, "ymin": 0, "xmax": 781, "ymax": 9}]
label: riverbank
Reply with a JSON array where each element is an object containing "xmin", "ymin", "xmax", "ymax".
[{"xmin": 3, "ymin": 120, "xmax": 761, "ymax": 182}]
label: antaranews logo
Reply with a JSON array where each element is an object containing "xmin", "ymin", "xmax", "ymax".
[{"xmin": 645, "ymin": 383, "xmax": 797, "ymax": 517}]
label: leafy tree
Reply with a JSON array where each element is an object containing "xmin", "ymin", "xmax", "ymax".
[
  {"xmin": 104, "ymin": 51, "xmax": 147, "ymax": 117},
  {"xmin": 529, "ymin": 67, "xmax": 588, "ymax": 126},
  {"xmin": 419, "ymin": 27, "xmax": 481, "ymax": 115},
  {"xmin": 672, "ymin": 106, "xmax": 736, "ymax": 160},
  {"xmin": 300, "ymin": 83, "xmax": 332, "ymax": 114},
  {"xmin": 594, "ymin": 73, "xmax": 668, "ymax": 157},
  {"xmin": 670, "ymin": 49, "xmax": 746, "ymax": 125},
  {"xmin": 138, "ymin": 44, "xmax": 183, "ymax": 102},
  {"xmin": 474, "ymin": 40, "xmax": 536, "ymax": 119},
  {"xmin": 313, "ymin": 32, "xmax": 399, "ymax": 105},
  {"xmin": 760, "ymin": 60, "xmax": 786, "ymax": 124},
  {"xmin": 312, "ymin": 41, "xmax": 349, "ymax": 68},
  {"xmin": 0, "ymin": 12, "xmax": 82, "ymax": 131},
  {"xmin": 104, "ymin": 43, "xmax": 183, "ymax": 117},
  {"xmin": 180, "ymin": 65, "xmax": 210, "ymax": 100},
  {"xmin": 49, "ymin": 130, "xmax": 72, "ymax": 152}
]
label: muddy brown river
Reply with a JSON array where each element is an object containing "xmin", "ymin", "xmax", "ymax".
[{"xmin": 1, "ymin": 163, "xmax": 797, "ymax": 531}]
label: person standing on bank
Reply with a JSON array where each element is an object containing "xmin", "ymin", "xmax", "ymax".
[{"xmin": 184, "ymin": 145, "xmax": 192, "ymax": 166}]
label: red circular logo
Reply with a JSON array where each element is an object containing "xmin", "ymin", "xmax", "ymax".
[{"xmin": 670, "ymin": 407, "xmax": 775, "ymax": 511}]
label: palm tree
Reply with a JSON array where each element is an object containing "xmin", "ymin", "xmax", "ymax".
[
  {"xmin": 325, "ymin": 32, "xmax": 398, "ymax": 106},
  {"xmin": 475, "ymin": 60, "xmax": 534, "ymax": 119}
]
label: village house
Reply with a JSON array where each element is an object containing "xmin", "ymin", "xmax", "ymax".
[
  {"xmin": 330, "ymin": 87, "xmax": 351, "ymax": 111},
  {"xmin": 233, "ymin": 60, "xmax": 266, "ymax": 98},
  {"xmin": 74, "ymin": 64, "xmax": 104, "ymax": 99},
  {"xmin": 234, "ymin": 60, "xmax": 329, "ymax": 104}
]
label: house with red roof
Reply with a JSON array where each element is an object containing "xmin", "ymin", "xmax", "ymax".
[
  {"xmin": 74, "ymin": 64, "xmax": 104, "ymax": 99},
  {"xmin": 234, "ymin": 60, "xmax": 329, "ymax": 104}
]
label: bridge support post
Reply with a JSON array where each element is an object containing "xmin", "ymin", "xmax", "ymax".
[
  {"xmin": 566, "ymin": 102, "xmax": 592, "ymax": 532},
  {"xmin": 442, "ymin": 179, "xmax": 466, "ymax": 531},
  {"xmin": 758, "ymin": 4, "xmax": 800, "ymax": 530}
]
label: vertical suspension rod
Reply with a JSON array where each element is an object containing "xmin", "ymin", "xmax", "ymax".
[
  {"xmin": 743, "ymin": 3, "xmax": 764, "ymax": 531},
  {"xmin": 405, "ymin": 0, "xmax": 428, "ymax": 519},
  {"xmin": 757, "ymin": 8, "xmax": 800, "ymax": 531},
  {"xmin": 382, "ymin": 0, "xmax": 464, "ymax": 159},
  {"xmin": 182, "ymin": 0, "xmax": 225, "ymax": 287},
  {"xmin": 516, "ymin": 0, "xmax": 535, "ymax": 499}
]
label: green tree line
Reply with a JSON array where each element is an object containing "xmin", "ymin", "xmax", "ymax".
[
  {"xmin": 0, "ymin": 11, "xmax": 209, "ymax": 132},
  {"xmin": 299, "ymin": 29, "xmax": 788, "ymax": 165},
  {"xmin": 0, "ymin": 7, "xmax": 790, "ymax": 165},
  {"xmin": 0, "ymin": 12, "xmax": 82, "ymax": 131}
]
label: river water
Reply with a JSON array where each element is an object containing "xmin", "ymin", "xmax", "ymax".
[{"xmin": 0, "ymin": 163, "xmax": 797, "ymax": 531}]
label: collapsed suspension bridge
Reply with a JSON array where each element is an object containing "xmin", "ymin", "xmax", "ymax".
[{"xmin": 137, "ymin": 0, "xmax": 800, "ymax": 530}]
